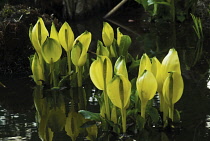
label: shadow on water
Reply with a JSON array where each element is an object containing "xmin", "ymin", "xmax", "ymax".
[{"xmin": 0, "ymin": 7, "xmax": 210, "ymax": 140}]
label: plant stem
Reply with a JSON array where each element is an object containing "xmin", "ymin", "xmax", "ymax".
[
  {"xmin": 76, "ymin": 66, "xmax": 83, "ymax": 87},
  {"xmin": 169, "ymin": 104, "xmax": 174, "ymax": 121},
  {"xmin": 103, "ymin": 87, "xmax": 111, "ymax": 120},
  {"xmin": 50, "ymin": 60, "xmax": 57, "ymax": 87},
  {"xmin": 121, "ymin": 108, "xmax": 126, "ymax": 133},
  {"xmin": 141, "ymin": 100, "xmax": 147, "ymax": 119},
  {"xmin": 67, "ymin": 51, "xmax": 72, "ymax": 79},
  {"xmin": 171, "ymin": 0, "xmax": 175, "ymax": 22},
  {"xmin": 163, "ymin": 102, "xmax": 169, "ymax": 122},
  {"xmin": 159, "ymin": 92, "xmax": 164, "ymax": 112}
]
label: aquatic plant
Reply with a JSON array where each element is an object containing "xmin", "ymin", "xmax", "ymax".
[
  {"xmin": 29, "ymin": 17, "xmax": 91, "ymax": 87},
  {"xmin": 191, "ymin": 13, "xmax": 203, "ymax": 39},
  {"xmin": 107, "ymin": 56, "xmax": 131, "ymax": 133},
  {"xmin": 136, "ymin": 70, "xmax": 157, "ymax": 119},
  {"xmin": 29, "ymin": 19, "xmax": 184, "ymax": 139},
  {"xmin": 58, "ymin": 22, "xmax": 74, "ymax": 78},
  {"xmin": 90, "ymin": 56, "xmax": 113, "ymax": 120},
  {"xmin": 162, "ymin": 71, "xmax": 184, "ymax": 121},
  {"xmin": 71, "ymin": 31, "xmax": 92, "ymax": 87},
  {"xmin": 135, "ymin": 0, "xmax": 199, "ymax": 22}
]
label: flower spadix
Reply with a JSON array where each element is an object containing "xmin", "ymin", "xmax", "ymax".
[
  {"xmin": 138, "ymin": 53, "xmax": 152, "ymax": 77},
  {"xmin": 90, "ymin": 56, "xmax": 113, "ymax": 90},
  {"xmin": 30, "ymin": 17, "xmax": 49, "ymax": 54},
  {"xmin": 107, "ymin": 75, "xmax": 131, "ymax": 109},
  {"xmin": 41, "ymin": 37, "xmax": 62, "ymax": 64},
  {"xmin": 31, "ymin": 53, "xmax": 44, "ymax": 85},
  {"xmin": 102, "ymin": 22, "xmax": 114, "ymax": 47},
  {"xmin": 58, "ymin": 22, "xmax": 74, "ymax": 52},
  {"xmin": 136, "ymin": 70, "xmax": 157, "ymax": 118}
]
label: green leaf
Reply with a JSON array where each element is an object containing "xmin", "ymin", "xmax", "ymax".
[
  {"xmin": 118, "ymin": 35, "xmax": 131, "ymax": 57},
  {"xmin": 146, "ymin": 107, "xmax": 159, "ymax": 123},
  {"xmin": 79, "ymin": 110, "xmax": 101, "ymax": 121},
  {"xmin": 80, "ymin": 120, "xmax": 96, "ymax": 128}
]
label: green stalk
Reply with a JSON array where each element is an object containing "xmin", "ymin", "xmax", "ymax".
[
  {"xmin": 103, "ymin": 59, "xmax": 110, "ymax": 120},
  {"xmin": 169, "ymin": 73, "xmax": 174, "ymax": 121},
  {"xmin": 141, "ymin": 100, "xmax": 147, "ymax": 119},
  {"xmin": 171, "ymin": 0, "xmax": 175, "ymax": 22},
  {"xmin": 121, "ymin": 108, "xmax": 126, "ymax": 133},
  {"xmin": 169, "ymin": 104, "xmax": 174, "ymax": 121},
  {"xmin": 76, "ymin": 66, "xmax": 83, "ymax": 87},
  {"xmin": 103, "ymin": 87, "xmax": 111, "ymax": 120},
  {"xmin": 159, "ymin": 92, "xmax": 164, "ymax": 112},
  {"xmin": 50, "ymin": 60, "xmax": 57, "ymax": 87},
  {"xmin": 38, "ymin": 52, "xmax": 45, "ymax": 81},
  {"xmin": 163, "ymin": 101, "xmax": 169, "ymax": 122},
  {"xmin": 67, "ymin": 51, "xmax": 72, "ymax": 78}
]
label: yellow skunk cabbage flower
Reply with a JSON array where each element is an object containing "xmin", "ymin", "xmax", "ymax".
[
  {"xmin": 117, "ymin": 27, "xmax": 123, "ymax": 47},
  {"xmin": 161, "ymin": 48, "xmax": 181, "ymax": 78},
  {"xmin": 114, "ymin": 56, "xmax": 128, "ymax": 79},
  {"xmin": 58, "ymin": 22, "xmax": 74, "ymax": 52},
  {"xmin": 107, "ymin": 75, "xmax": 131, "ymax": 109},
  {"xmin": 31, "ymin": 53, "xmax": 44, "ymax": 85},
  {"xmin": 50, "ymin": 22, "xmax": 59, "ymax": 42},
  {"xmin": 157, "ymin": 48, "xmax": 181, "ymax": 116},
  {"xmin": 151, "ymin": 57, "xmax": 161, "ymax": 78},
  {"xmin": 90, "ymin": 56, "xmax": 113, "ymax": 90},
  {"xmin": 136, "ymin": 70, "xmax": 157, "ymax": 118},
  {"xmin": 138, "ymin": 53, "xmax": 152, "ymax": 77},
  {"xmin": 96, "ymin": 40, "xmax": 110, "ymax": 57},
  {"xmin": 107, "ymin": 74, "xmax": 131, "ymax": 133},
  {"xmin": 31, "ymin": 17, "xmax": 49, "ymax": 54},
  {"xmin": 73, "ymin": 31, "xmax": 92, "ymax": 51},
  {"xmin": 102, "ymin": 22, "xmax": 114, "ymax": 47},
  {"xmin": 41, "ymin": 37, "xmax": 62, "ymax": 64},
  {"xmin": 71, "ymin": 41, "xmax": 87, "ymax": 67},
  {"xmin": 162, "ymin": 71, "xmax": 184, "ymax": 121},
  {"xmin": 71, "ymin": 31, "xmax": 92, "ymax": 67}
]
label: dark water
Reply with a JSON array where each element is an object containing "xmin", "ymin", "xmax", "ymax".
[{"xmin": 0, "ymin": 10, "xmax": 210, "ymax": 140}]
